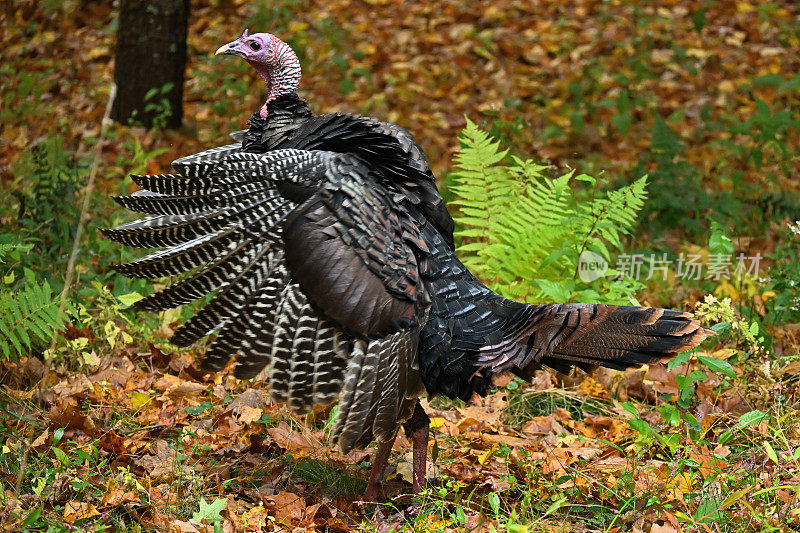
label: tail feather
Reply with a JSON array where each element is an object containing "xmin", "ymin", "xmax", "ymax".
[
  {"xmin": 419, "ymin": 225, "xmax": 713, "ymax": 399},
  {"xmin": 479, "ymin": 303, "xmax": 713, "ymax": 374},
  {"xmin": 549, "ymin": 305, "xmax": 712, "ymax": 367}
]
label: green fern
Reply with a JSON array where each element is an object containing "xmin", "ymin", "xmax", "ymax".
[
  {"xmin": 0, "ymin": 243, "xmax": 74, "ymax": 360},
  {"xmin": 451, "ymin": 119, "xmax": 647, "ymax": 305},
  {"xmin": 0, "ymin": 244, "xmax": 22, "ymax": 264}
]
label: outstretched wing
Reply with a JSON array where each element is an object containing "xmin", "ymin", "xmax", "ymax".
[
  {"xmin": 105, "ymin": 144, "xmax": 427, "ymax": 451},
  {"xmin": 282, "ymin": 153, "xmax": 429, "ymax": 337}
]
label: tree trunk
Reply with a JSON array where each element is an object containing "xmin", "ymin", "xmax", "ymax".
[{"xmin": 110, "ymin": 0, "xmax": 190, "ymax": 129}]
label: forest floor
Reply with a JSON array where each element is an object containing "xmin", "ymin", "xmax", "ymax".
[{"xmin": 2, "ymin": 0, "xmax": 800, "ymax": 531}]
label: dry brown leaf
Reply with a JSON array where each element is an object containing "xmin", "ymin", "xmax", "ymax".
[
  {"xmin": 31, "ymin": 429, "xmax": 49, "ymax": 448},
  {"xmin": 265, "ymin": 491, "xmax": 305, "ymax": 526},
  {"xmin": 396, "ymin": 450, "xmax": 440, "ymax": 483},
  {"xmin": 227, "ymin": 388, "xmax": 266, "ymax": 410},
  {"xmin": 267, "ymin": 421, "xmax": 325, "ymax": 457},
  {"xmin": 235, "ymin": 406, "xmax": 263, "ymax": 425},
  {"xmin": 650, "ymin": 523, "xmax": 678, "ymax": 533},
  {"xmin": 457, "ymin": 404, "xmax": 502, "ymax": 428},
  {"xmin": 63, "ymin": 501, "xmax": 99, "ymax": 523},
  {"xmin": 100, "ymin": 481, "xmax": 140, "ymax": 507},
  {"xmin": 154, "ymin": 374, "xmax": 207, "ymax": 399},
  {"xmin": 52, "ymin": 374, "xmax": 94, "ymax": 398},
  {"xmin": 137, "ymin": 440, "xmax": 179, "ymax": 480},
  {"xmin": 48, "ymin": 397, "xmax": 97, "ymax": 435},
  {"xmin": 169, "ymin": 519, "xmax": 211, "ymax": 533}
]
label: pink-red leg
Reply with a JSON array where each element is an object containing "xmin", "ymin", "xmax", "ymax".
[
  {"xmin": 402, "ymin": 400, "xmax": 431, "ymax": 495},
  {"xmin": 409, "ymin": 424, "xmax": 429, "ymax": 494},
  {"xmin": 363, "ymin": 437, "xmax": 395, "ymax": 502},
  {"xmin": 361, "ymin": 401, "xmax": 430, "ymax": 503}
]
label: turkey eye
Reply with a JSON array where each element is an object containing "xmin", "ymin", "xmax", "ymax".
[{"xmin": 249, "ymin": 40, "xmax": 261, "ymax": 51}]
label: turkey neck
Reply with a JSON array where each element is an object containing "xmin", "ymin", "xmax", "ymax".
[{"xmin": 242, "ymin": 92, "xmax": 312, "ymax": 153}]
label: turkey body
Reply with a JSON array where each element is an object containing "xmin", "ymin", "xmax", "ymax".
[{"xmin": 106, "ymin": 92, "xmax": 710, "ymax": 456}]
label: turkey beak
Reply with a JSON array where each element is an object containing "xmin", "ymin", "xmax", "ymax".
[{"xmin": 215, "ymin": 41, "xmax": 245, "ymax": 57}]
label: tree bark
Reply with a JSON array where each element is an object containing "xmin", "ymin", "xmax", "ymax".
[{"xmin": 110, "ymin": 0, "xmax": 190, "ymax": 129}]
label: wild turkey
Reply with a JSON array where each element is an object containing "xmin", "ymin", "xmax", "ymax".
[{"xmin": 105, "ymin": 30, "xmax": 712, "ymax": 500}]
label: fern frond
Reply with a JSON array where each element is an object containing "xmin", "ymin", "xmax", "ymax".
[
  {"xmin": 0, "ymin": 280, "xmax": 74, "ymax": 359},
  {"xmin": 451, "ymin": 122, "xmax": 649, "ymax": 305}
]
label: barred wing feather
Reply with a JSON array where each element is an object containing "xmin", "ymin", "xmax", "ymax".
[{"xmin": 106, "ymin": 145, "xmax": 428, "ymax": 452}]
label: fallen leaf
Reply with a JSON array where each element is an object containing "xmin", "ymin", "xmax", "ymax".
[
  {"xmin": 98, "ymin": 430, "xmax": 127, "ymax": 455},
  {"xmin": 63, "ymin": 501, "xmax": 99, "ymax": 523},
  {"xmin": 265, "ymin": 491, "xmax": 305, "ymax": 526},
  {"xmin": 129, "ymin": 391, "xmax": 152, "ymax": 409},
  {"xmin": 236, "ymin": 504, "xmax": 269, "ymax": 531},
  {"xmin": 137, "ymin": 440, "xmax": 179, "ymax": 480},
  {"xmin": 650, "ymin": 523, "xmax": 678, "ymax": 533},
  {"xmin": 100, "ymin": 481, "xmax": 140, "ymax": 507},
  {"xmin": 236, "ymin": 405, "xmax": 263, "ymax": 425},
  {"xmin": 31, "ymin": 429, "xmax": 49, "ymax": 448},
  {"xmin": 396, "ymin": 451, "xmax": 440, "ymax": 483},
  {"xmin": 267, "ymin": 421, "xmax": 324, "ymax": 457},
  {"xmin": 154, "ymin": 374, "xmax": 206, "ymax": 399}
]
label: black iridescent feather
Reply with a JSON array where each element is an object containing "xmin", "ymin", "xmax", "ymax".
[{"xmin": 106, "ymin": 91, "xmax": 711, "ymax": 454}]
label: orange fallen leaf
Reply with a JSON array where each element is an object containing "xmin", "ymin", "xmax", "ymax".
[
  {"xmin": 236, "ymin": 405, "xmax": 263, "ymax": 425},
  {"xmin": 237, "ymin": 505, "xmax": 269, "ymax": 531},
  {"xmin": 63, "ymin": 501, "xmax": 99, "ymax": 523},
  {"xmin": 265, "ymin": 491, "xmax": 305, "ymax": 526},
  {"xmin": 154, "ymin": 374, "xmax": 206, "ymax": 399},
  {"xmin": 267, "ymin": 421, "xmax": 324, "ymax": 457},
  {"xmin": 101, "ymin": 481, "xmax": 140, "ymax": 507}
]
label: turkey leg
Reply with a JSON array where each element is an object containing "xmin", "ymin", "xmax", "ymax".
[
  {"xmin": 363, "ymin": 437, "xmax": 395, "ymax": 502},
  {"xmin": 362, "ymin": 401, "xmax": 430, "ymax": 501},
  {"xmin": 402, "ymin": 400, "xmax": 430, "ymax": 495}
]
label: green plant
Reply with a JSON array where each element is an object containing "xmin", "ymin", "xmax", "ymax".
[
  {"xmin": 6, "ymin": 138, "xmax": 85, "ymax": 282},
  {"xmin": 141, "ymin": 82, "xmax": 175, "ymax": 131},
  {"xmin": 450, "ymin": 119, "xmax": 647, "ymax": 305},
  {"xmin": 763, "ymin": 220, "xmax": 800, "ymax": 325},
  {"xmin": 291, "ymin": 458, "xmax": 365, "ymax": 496},
  {"xmin": 0, "ymin": 242, "xmax": 74, "ymax": 360},
  {"xmin": 501, "ymin": 378, "xmax": 614, "ymax": 428},
  {"xmin": 692, "ymin": 294, "xmax": 766, "ymax": 357},
  {"xmin": 632, "ymin": 116, "xmax": 715, "ymax": 237},
  {"xmin": 46, "ymin": 282, "xmax": 144, "ymax": 364},
  {"xmin": 4, "ymin": 137, "xmax": 156, "ymax": 306}
]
